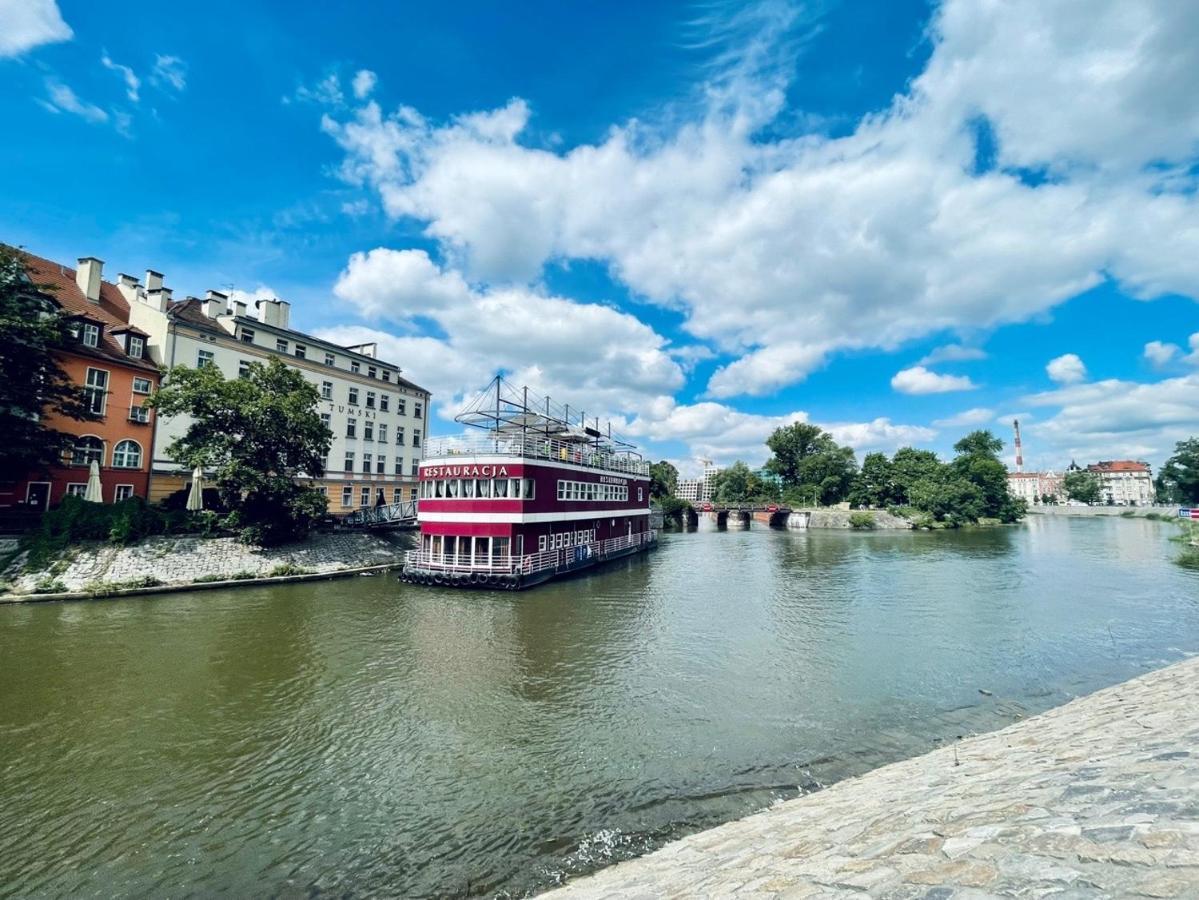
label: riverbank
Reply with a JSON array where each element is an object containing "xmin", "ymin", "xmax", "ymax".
[
  {"xmin": 546, "ymin": 655, "xmax": 1199, "ymax": 898},
  {"xmin": 1030, "ymin": 505, "xmax": 1180, "ymax": 518},
  {"xmin": 0, "ymin": 531, "xmax": 407, "ymax": 602}
]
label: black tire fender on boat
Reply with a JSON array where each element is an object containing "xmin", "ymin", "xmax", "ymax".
[{"xmin": 432, "ymin": 573, "xmax": 444, "ymax": 586}]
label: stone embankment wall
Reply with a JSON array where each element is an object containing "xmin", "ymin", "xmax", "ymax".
[
  {"xmin": 547, "ymin": 655, "xmax": 1199, "ymax": 898},
  {"xmin": 3, "ymin": 532, "xmax": 405, "ymax": 597},
  {"xmin": 806, "ymin": 509, "xmax": 912, "ymax": 529},
  {"xmin": 1031, "ymin": 506, "xmax": 1181, "ymax": 518}
]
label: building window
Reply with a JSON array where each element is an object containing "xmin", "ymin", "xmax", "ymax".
[
  {"xmin": 320, "ymin": 413, "xmax": 331, "ymax": 430},
  {"xmin": 346, "ymin": 418, "xmax": 356, "ymax": 438},
  {"xmin": 350, "ymin": 361, "xmax": 360, "ymax": 374},
  {"xmin": 238, "ymin": 360, "xmax": 251, "ymax": 379},
  {"xmin": 366, "ymin": 391, "xmax": 376, "ymax": 408},
  {"xmin": 376, "ymin": 456, "xmax": 385, "ymax": 474},
  {"xmin": 380, "ymin": 395, "xmax": 389, "ymax": 413},
  {"xmin": 348, "ymin": 387, "xmax": 359, "ymax": 405},
  {"xmin": 409, "ymin": 486, "xmax": 417, "ymax": 501},
  {"xmin": 82, "ymin": 323, "xmax": 100, "ymax": 348},
  {"xmin": 84, "ymin": 368, "xmax": 109, "ymax": 415},
  {"xmin": 368, "ymin": 366, "xmax": 377, "ymax": 379},
  {"xmin": 412, "ymin": 433, "xmax": 421, "ymax": 448},
  {"xmin": 395, "ymin": 458, "xmax": 403, "ymax": 475},
  {"xmin": 392, "ymin": 487, "xmax": 402, "ymax": 503},
  {"xmin": 396, "ymin": 427, "xmax": 405, "ymax": 445},
  {"xmin": 114, "ymin": 484, "xmax": 134, "ymax": 502},
  {"xmin": 414, "ymin": 402, "xmax": 423, "ymax": 419},
  {"xmin": 66, "ymin": 483, "xmax": 87, "ymax": 498},
  {"xmin": 382, "ymin": 371, "xmax": 391, "ymax": 382},
  {"xmin": 112, "ymin": 440, "xmax": 142, "ymax": 469},
  {"xmin": 398, "ymin": 398, "xmax": 407, "ymax": 416},
  {"xmin": 132, "ymin": 377, "xmax": 152, "ymax": 394},
  {"xmin": 72, "ymin": 436, "xmax": 104, "ymax": 466},
  {"xmin": 197, "ymin": 349, "xmax": 214, "ymax": 369},
  {"xmin": 362, "ymin": 452, "xmax": 372, "ymax": 473},
  {"xmin": 360, "ymin": 486, "xmax": 370, "ymax": 507},
  {"xmin": 276, "ymin": 339, "xmax": 289, "ymax": 353},
  {"xmin": 377, "ymin": 424, "xmax": 387, "ymax": 443},
  {"xmin": 638, "ymin": 487, "xmax": 643, "ymax": 502},
  {"xmin": 341, "ymin": 485, "xmax": 353, "ymax": 508},
  {"xmin": 128, "ymin": 335, "xmax": 144, "ymax": 359},
  {"xmin": 410, "ymin": 460, "xmax": 419, "ymax": 476},
  {"xmin": 321, "ymin": 381, "xmax": 333, "ymax": 400},
  {"xmin": 294, "ymin": 344, "xmax": 307, "ymax": 359},
  {"xmin": 240, "ymin": 327, "xmax": 255, "ymax": 344},
  {"xmin": 324, "ymin": 351, "xmax": 335, "ymax": 366},
  {"xmin": 344, "ymin": 451, "xmax": 355, "ymax": 471},
  {"xmin": 364, "ymin": 421, "xmax": 374, "ymax": 441}
]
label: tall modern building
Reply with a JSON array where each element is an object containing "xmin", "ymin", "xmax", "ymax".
[{"xmin": 120, "ymin": 271, "xmax": 431, "ymax": 510}]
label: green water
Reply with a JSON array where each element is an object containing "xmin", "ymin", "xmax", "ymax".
[{"xmin": 1, "ymin": 516, "xmax": 1196, "ymax": 897}]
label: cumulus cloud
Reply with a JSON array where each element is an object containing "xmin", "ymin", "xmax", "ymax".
[
  {"xmin": 101, "ymin": 53, "xmax": 140, "ymax": 102},
  {"xmin": 1046, "ymin": 353, "xmax": 1087, "ymax": 384},
  {"xmin": 933, "ymin": 407, "xmax": 995, "ymax": 428},
  {"xmin": 0, "ymin": 0, "xmax": 71, "ymax": 57},
  {"xmin": 891, "ymin": 366, "xmax": 976, "ymax": 395},
  {"xmin": 317, "ymin": 0, "xmax": 1199, "ymax": 400},
  {"xmin": 151, "ymin": 54, "xmax": 187, "ymax": 91},
  {"xmin": 39, "ymin": 79, "xmax": 107, "ymax": 124},
  {"xmin": 1144, "ymin": 340, "xmax": 1180, "ymax": 367},
  {"xmin": 351, "ymin": 69, "xmax": 377, "ymax": 100},
  {"xmin": 918, "ymin": 344, "xmax": 987, "ymax": 366}
]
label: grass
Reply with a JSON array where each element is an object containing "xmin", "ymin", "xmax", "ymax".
[
  {"xmin": 82, "ymin": 576, "xmax": 164, "ymax": 597},
  {"xmin": 230, "ymin": 570, "xmax": 257, "ymax": 580},
  {"xmin": 267, "ymin": 562, "xmax": 312, "ymax": 578},
  {"xmin": 848, "ymin": 511, "xmax": 876, "ymax": 530},
  {"xmin": 1177, "ymin": 545, "xmax": 1199, "ymax": 570},
  {"xmin": 31, "ymin": 576, "xmax": 67, "ymax": 594}
]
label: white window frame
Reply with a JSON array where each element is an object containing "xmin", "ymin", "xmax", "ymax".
[
  {"xmin": 84, "ymin": 368, "xmax": 109, "ymax": 416},
  {"xmin": 341, "ymin": 486, "xmax": 353, "ymax": 508},
  {"xmin": 128, "ymin": 335, "xmax": 144, "ymax": 358},
  {"xmin": 132, "ymin": 377, "xmax": 152, "ymax": 394},
  {"xmin": 112, "ymin": 439, "xmax": 143, "ymax": 469},
  {"xmin": 65, "ymin": 483, "xmax": 88, "ymax": 498},
  {"xmin": 114, "ymin": 484, "xmax": 135, "ymax": 502},
  {"xmin": 196, "ymin": 349, "xmax": 215, "ymax": 369},
  {"xmin": 82, "ymin": 323, "xmax": 100, "ymax": 348},
  {"xmin": 276, "ymin": 339, "xmax": 289, "ymax": 353},
  {"xmin": 26, "ymin": 482, "xmax": 51, "ymax": 510},
  {"xmin": 321, "ymin": 381, "xmax": 333, "ymax": 400},
  {"xmin": 324, "ymin": 351, "xmax": 336, "ymax": 366}
]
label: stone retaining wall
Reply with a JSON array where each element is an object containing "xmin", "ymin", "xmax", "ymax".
[{"xmin": 546, "ymin": 655, "xmax": 1199, "ymax": 898}]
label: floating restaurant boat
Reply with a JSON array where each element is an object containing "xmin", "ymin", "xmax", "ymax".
[{"xmin": 401, "ymin": 377, "xmax": 657, "ymax": 590}]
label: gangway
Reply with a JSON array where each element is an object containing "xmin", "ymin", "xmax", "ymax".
[{"xmin": 341, "ymin": 499, "xmax": 418, "ymax": 529}]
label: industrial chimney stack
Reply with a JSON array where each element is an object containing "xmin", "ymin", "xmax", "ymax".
[{"xmin": 1013, "ymin": 419, "xmax": 1024, "ymax": 473}]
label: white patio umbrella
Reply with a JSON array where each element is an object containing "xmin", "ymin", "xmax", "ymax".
[
  {"xmin": 186, "ymin": 466, "xmax": 205, "ymax": 511},
  {"xmin": 84, "ymin": 460, "xmax": 103, "ymax": 503}
]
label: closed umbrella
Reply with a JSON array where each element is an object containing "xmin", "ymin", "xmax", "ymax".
[
  {"xmin": 84, "ymin": 460, "xmax": 103, "ymax": 503},
  {"xmin": 187, "ymin": 466, "xmax": 205, "ymax": 511}
]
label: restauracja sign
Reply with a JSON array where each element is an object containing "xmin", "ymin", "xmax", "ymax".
[{"xmin": 422, "ymin": 464, "xmax": 510, "ymax": 479}]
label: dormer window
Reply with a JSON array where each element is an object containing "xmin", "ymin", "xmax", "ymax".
[
  {"xmin": 82, "ymin": 323, "xmax": 100, "ymax": 348},
  {"xmin": 350, "ymin": 361, "xmax": 360, "ymax": 374},
  {"xmin": 128, "ymin": 335, "xmax": 144, "ymax": 359}
]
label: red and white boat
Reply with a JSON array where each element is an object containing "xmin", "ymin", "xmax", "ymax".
[{"xmin": 401, "ymin": 377, "xmax": 657, "ymax": 590}]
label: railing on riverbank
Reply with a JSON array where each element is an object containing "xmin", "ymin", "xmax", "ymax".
[
  {"xmin": 424, "ymin": 434, "xmax": 650, "ymax": 477},
  {"xmin": 405, "ymin": 530, "xmax": 656, "ymax": 577},
  {"xmin": 341, "ymin": 499, "xmax": 418, "ymax": 529}
]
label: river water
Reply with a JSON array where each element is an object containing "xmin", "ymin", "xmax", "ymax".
[{"xmin": 1, "ymin": 516, "xmax": 1196, "ymax": 897}]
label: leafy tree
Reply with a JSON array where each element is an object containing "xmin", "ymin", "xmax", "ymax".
[
  {"xmin": 909, "ymin": 473, "xmax": 984, "ymax": 525},
  {"xmin": 649, "ymin": 460, "xmax": 679, "ymax": 499},
  {"xmin": 1156, "ymin": 438, "xmax": 1199, "ymax": 505},
  {"xmin": 953, "ymin": 430, "xmax": 1004, "ymax": 458},
  {"xmin": 764, "ymin": 422, "xmax": 857, "ymax": 505},
  {"xmin": 889, "ymin": 448, "xmax": 943, "ymax": 506},
  {"xmin": 1063, "ymin": 470, "xmax": 1102, "ymax": 505},
  {"xmin": 848, "ymin": 452, "xmax": 894, "ymax": 508},
  {"xmin": 0, "ymin": 245, "xmax": 92, "ymax": 475},
  {"xmin": 148, "ymin": 357, "xmax": 331, "ymax": 545},
  {"xmin": 711, "ymin": 461, "xmax": 767, "ymax": 503},
  {"xmin": 948, "ymin": 429, "xmax": 1026, "ymax": 522}
]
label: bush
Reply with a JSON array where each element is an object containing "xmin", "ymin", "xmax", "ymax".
[
  {"xmin": 32, "ymin": 576, "xmax": 67, "ymax": 594},
  {"xmin": 266, "ymin": 562, "xmax": 312, "ymax": 578},
  {"xmin": 848, "ymin": 511, "xmax": 876, "ymax": 529},
  {"xmin": 82, "ymin": 576, "xmax": 163, "ymax": 597},
  {"xmin": 230, "ymin": 570, "xmax": 257, "ymax": 580},
  {"xmin": 1178, "ymin": 545, "xmax": 1199, "ymax": 569}
]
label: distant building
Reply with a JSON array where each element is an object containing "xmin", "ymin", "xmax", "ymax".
[
  {"xmin": 676, "ymin": 459, "xmax": 723, "ymax": 503},
  {"xmin": 676, "ymin": 478, "xmax": 702, "ymax": 502},
  {"xmin": 1007, "ymin": 471, "xmax": 1064, "ymax": 505},
  {"xmin": 1087, "ymin": 460, "xmax": 1154, "ymax": 506}
]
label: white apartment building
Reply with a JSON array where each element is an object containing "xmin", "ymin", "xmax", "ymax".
[
  {"xmin": 1006, "ymin": 471, "xmax": 1065, "ymax": 505},
  {"xmin": 122, "ymin": 274, "xmax": 431, "ymax": 511},
  {"xmin": 676, "ymin": 478, "xmax": 702, "ymax": 502},
  {"xmin": 1087, "ymin": 460, "xmax": 1155, "ymax": 506}
]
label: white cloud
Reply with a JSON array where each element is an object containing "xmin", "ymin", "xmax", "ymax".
[
  {"xmin": 151, "ymin": 54, "xmax": 187, "ymax": 91},
  {"xmin": 1046, "ymin": 353, "xmax": 1087, "ymax": 384},
  {"xmin": 318, "ymin": 0, "xmax": 1199, "ymax": 400},
  {"xmin": 294, "ymin": 72, "xmax": 343, "ymax": 106},
  {"xmin": 351, "ymin": 69, "xmax": 377, "ymax": 100},
  {"xmin": 933, "ymin": 407, "xmax": 995, "ymax": 428},
  {"xmin": 39, "ymin": 79, "xmax": 107, "ymax": 124},
  {"xmin": 918, "ymin": 344, "xmax": 987, "ymax": 366},
  {"xmin": 101, "ymin": 53, "xmax": 140, "ymax": 102},
  {"xmin": 891, "ymin": 366, "xmax": 977, "ymax": 395},
  {"xmin": 0, "ymin": 0, "xmax": 71, "ymax": 57},
  {"xmin": 1144, "ymin": 340, "xmax": 1180, "ymax": 367}
]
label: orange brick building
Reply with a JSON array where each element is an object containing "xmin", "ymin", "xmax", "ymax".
[{"xmin": 1, "ymin": 252, "xmax": 161, "ymax": 511}]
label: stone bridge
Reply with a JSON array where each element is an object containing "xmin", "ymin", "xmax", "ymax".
[{"xmin": 687, "ymin": 504, "xmax": 811, "ymax": 530}]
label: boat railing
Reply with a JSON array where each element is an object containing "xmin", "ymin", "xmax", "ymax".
[
  {"xmin": 405, "ymin": 530, "xmax": 657, "ymax": 577},
  {"xmin": 423, "ymin": 434, "xmax": 650, "ymax": 477}
]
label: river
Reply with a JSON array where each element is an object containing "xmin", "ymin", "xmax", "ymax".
[{"xmin": 1, "ymin": 515, "xmax": 1196, "ymax": 897}]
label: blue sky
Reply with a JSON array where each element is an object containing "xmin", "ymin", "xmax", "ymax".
[{"xmin": 3, "ymin": 0, "xmax": 1197, "ymax": 475}]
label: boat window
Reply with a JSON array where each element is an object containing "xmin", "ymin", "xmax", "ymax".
[
  {"xmin": 435, "ymin": 480, "xmax": 445, "ymax": 498},
  {"xmin": 509, "ymin": 478, "xmax": 520, "ymax": 499},
  {"xmin": 494, "ymin": 478, "xmax": 509, "ymax": 498},
  {"xmin": 448, "ymin": 479, "xmax": 460, "ymax": 498},
  {"xmin": 477, "ymin": 479, "xmax": 491, "ymax": 498},
  {"xmin": 492, "ymin": 537, "xmax": 509, "ymax": 562},
  {"xmin": 473, "ymin": 537, "xmax": 489, "ymax": 565},
  {"xmin": 463, "ymin": 479, "xmax": 475, "ymax": 498},
  {"xmin": 523, "ymin": 478, "xmax": 534, "ymax": 500},
  {"xmin": 538, "ymin": 534, "xmax": 547, "ymax": 552},
  {"xmin": 444, "ymin": 536, "xmax": 457, "ymax": 559},
  {"xmin": 432, "ymin": 535, "xmax": 442, "ymax": 556}
]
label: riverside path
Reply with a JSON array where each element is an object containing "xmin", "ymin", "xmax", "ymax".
[{"xmin": 545, "ymin": 655, "xmax": 1199, "ymax": 898}]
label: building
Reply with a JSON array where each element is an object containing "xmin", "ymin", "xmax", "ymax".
[
  {"xmin": 2, "ymin": 253, "xmax": 161, "ymax": 510},
  {"xmin": 676, "ymin": 478, "xmax": 702, "ymax": 502},
  {"xmin": 1006, "ymin": 470, "xmax": 1064, "ymax": 505},
  {"xmin": 1087, "ymin": 460, "xmax": 1155, "ymax": 506},
  {"xmin": 119, "ymin": 271, "xmax": 431, "ymax": 510}
]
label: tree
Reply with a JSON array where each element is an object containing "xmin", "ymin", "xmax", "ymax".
[
  {"xmin": 908, "ymin": 473, "xmax": 984, "ymax": 525},
  {"xmin": 764, "ymin": 422, "xmax": 857, "ymax": 505},
  {"xmin": 848, "ymin": 452, "xmax": 894, "ymax": 508},
  {"xmin": 1063, "ymin": 470, "xmax": 1102, "ymax": 505},
  {"xmin": 649, "ymin": 460, "xmax": 679, "ymax": 499},
  {"xmin": 0, "ymin": 245, "xmax": 92, "ymax": 475},
  {"xmin": 148, "ymin": 357, "xmax": 332, "ymax": 545},
  {"xmin": 710, "ymin": 461, "xmax": 767, "ymax": 503},
  {"xmin": 949, "ymin": 429, "xmax": 1025, "ymax": 522},
  {"xmin": 1156, "ymin": 438, "xmax": 1199, "ymax": 505},
  {"xmin": 953, "ymin": 430, "xmax": 1004, "ymax": 458},
  {"xmin": 889, "ymin": 447, "xmax": 942, "ymax": 506}
]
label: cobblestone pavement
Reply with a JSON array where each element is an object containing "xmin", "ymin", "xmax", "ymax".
[
  {"xmin": 6, "ymin": 532, "xmax": 404, "ymax": 593},
  {"xmin": 545, "ymin": 656, "xmax": 1199, "ymax": 899}
]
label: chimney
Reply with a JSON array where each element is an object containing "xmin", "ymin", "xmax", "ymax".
[
  {"xmin": 145, "ymin": 270, "xmax": 164, "ymax": 292},
  {"xmin": 203, "ymin": 289, "xmax": 229, "ymax": 318},
  {"xmin": 1013, "ymin": 419, "xmax": 1024, "ymax": 474},
  {"xmin": 255, "ymin": 297, "xmax": 290, "ymax": 328},
  {"xmin": 76, "ymin": 257, "xmax": 103, "ymax": 302},
  {"xmin": 116, "ymin": 273, "xmax": 140, "ymax": 304},
  {"xmin": 276, "ymin": 299, "xmax": 291, "ymax": 329},
  {"xmin": 146, "ymin": 287, "xmax": 172, "ymax": 313},
  {"xmin": 232, "ymin": 300, "xmax": 247, "ymax": 318}
]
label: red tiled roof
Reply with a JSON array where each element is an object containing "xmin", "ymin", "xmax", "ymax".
[
  {"xmin": 15, "ymin": 249, "xmax": 158, "ymax": 372},
  {"xmin": 1087, "ymin": 460, "xmax": 1151, "ymax": 473}
]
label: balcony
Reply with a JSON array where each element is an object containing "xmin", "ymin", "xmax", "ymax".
[
  {"xmin": 424, "ymin": 433, "xmax": 651, "ymax": 477},
  {"xmin": 128, "ymin": 406, "xmax": 151, "ymax": 424}
]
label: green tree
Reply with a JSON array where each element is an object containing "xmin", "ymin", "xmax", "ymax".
[
  {"xmin": 764, "ymin": 422, "xmax": 857, "ymax": 505},
  {"xmin": 148, "ymin": 357, "xmax": 332, "ymax": 545},
  {"xmin": 848, "ymin": 452, "xmax": 894, "ymax": 508},
  {"xmin": 953, "ymin": 430, "xmax": 1004, "ymax": 458},
  {"xmin": 889, "ymin": 448, "xmax": 943, "ymax": 506},
  {"xmin": 1063, "ymin": 470, "xmax": 1102, "ymax": 505},
  {"xmin": 711, "ymin": 461, "xmax": 766, "ymax": 503},
  {"xmin": 0, "ymin": 245, "xmax": 92, "ymax": 475},
  {"xmin": 908, "ymin": 473, "xmax": 984, "ymax": 525},
  {"xmin": 1156, "ymin": 438, "xmax": 1199, "ymax": 505},
  {"xmin": 949, "ymin": 429, "xmax": 1025, "ymax": 522},
  {"xmin": 649, "ymin": 460, "xmax": 679, "ymax": 499}
]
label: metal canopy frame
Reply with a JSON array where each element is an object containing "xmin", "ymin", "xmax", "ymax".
[{"xmin": 453, "ymin": 375, "xmax": 641, "ymax": 458}]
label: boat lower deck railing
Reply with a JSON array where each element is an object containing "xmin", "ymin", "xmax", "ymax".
[
  {"xmin": 405, "ymin": 530, "xmax": 657, "ymax": 577},
  {"xmin": 423, "ymin": 434, "xmax": 650, "ymax": 477}
]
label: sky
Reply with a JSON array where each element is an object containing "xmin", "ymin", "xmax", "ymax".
[{"xmin": 3, "ymin": 0, "xmax": 1197, "ymax": 476}]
